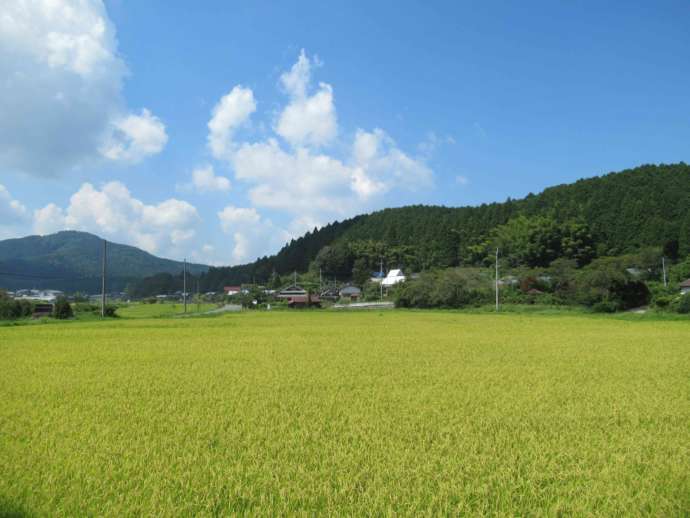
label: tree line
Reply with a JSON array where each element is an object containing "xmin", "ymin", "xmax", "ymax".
[{"xmin": 128, "ymin": 163, "xmax": 690, "ymax": 303}]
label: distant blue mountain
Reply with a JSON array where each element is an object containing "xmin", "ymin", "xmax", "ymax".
[{"xmin": 0, "ymin": 231, "xmax": 207, "ymax": 292}]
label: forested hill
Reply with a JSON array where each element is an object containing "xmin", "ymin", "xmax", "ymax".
[
  {"xmin": 0, "ymin": 231, "xmax": 207, "ymax": 292},
  {"xmin": 200, "ymin": 163, "xmax": 690, "ymax": 288}
]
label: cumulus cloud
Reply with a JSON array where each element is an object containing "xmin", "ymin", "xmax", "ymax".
[
  {"xmin": 100, "ymin": 109, "xmax": 168, "ymax": 163},
  {"xmin": 0, "ymin": 0, "xmax": 166, "ymax": 176},
  {"xmin": 187, "ymin": 165, "xmax": 231, "ymax": 193},
  {"xmin": 0, "ymin": 184, "xmax": 28, "ymax": 223},
  {"xmin": 0, "ymin": 184, "xmax": 30, "ymax": 238},
  {"xmin": 207, "ymin": 50, "xmax": 432, "ymax": 236},
  {"xmin": 279, "ymin": 49, "xmax": 313, "ymax": 99},
  {"xmin": 218, "ymin": 205, "xmax": 290, "ymax": 264},
  {"xmin": 196, "ymin": 167, "xmax": 230, "ymax": 192},
  {"xmin": 33, "ymin": 182, "xmax": 199, "ymax": 256},
  {"xmin": 275, "ymin": 50, "xmax": 336, "ymax": 147},
  {"xmin": 208, "ymin": 86, "xmax": 256, "ymax": 161}
]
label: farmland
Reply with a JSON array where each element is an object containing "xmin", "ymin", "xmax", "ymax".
[{"xmin": 1, "ymin": 311, "xmax": 689, "ymax": 515}]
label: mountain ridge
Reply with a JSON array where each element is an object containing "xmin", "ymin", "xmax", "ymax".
[
  {"xmin": 197, "ymin": 162, "xmax": 690, "ymax": 288},
  {"xmin": 0, "ymin": 231, "xmax": 207, "ymax": 292},
  {"xmin": 3, "ymin": 162, "xmax": 690, "ymax": 294}
]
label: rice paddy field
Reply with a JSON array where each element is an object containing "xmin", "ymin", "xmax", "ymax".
[{"xmin": 1, "ymin": 311, "xmax": 689, "ymax": 516}]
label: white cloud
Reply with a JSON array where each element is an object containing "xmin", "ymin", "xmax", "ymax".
[
  {"xmin": 418, "ymin": 131, "xmax": 456, "ymax": 158},
  {"xmin": 33, "ymin": 203, "xmax": 66, "ymax": 235},
  {"xmin": 208, "ymin": 50, "xmax": 433, "ymax": 237},
  {"xmin": 351, "ymin": 128, "xmax": 432, "ymax": 197},
  {"xmin": 100, "ymin": 109, "xmax": 168, "ymax": 163},
  {"xmin": 188, "ymin": 243, "xmax": 225, "ymax": 266},
  {"xmin": 276, "ymin": 82, "xmax": 337, "ymax": 148},
  {"xmin": 186, "ymin": 165, "xmax": 231, "ymax": 193},
  {"xmin": 279, "ymin": 49, "xmax": 313, "ymax": 99},
  {"xmin": 275, "ymin": 50, "xmax": 336, "ymax": 147},
  {"xmin": 207, "ymin": 86, "xmax": 256, "ymax": 160},
  {"xmin": 455, "ymin": 175, "xmax": 469, "ymax": 185},
  {"xmin": 33, "ymin": 181, "xmax": 199, "ymax": 256},
  {"xmin": 0, "ymin": 184, "xmax": 30, "ymax": 238},
  {"xmin": 0, "ymin": 0, "xmax": 165, "ymax": 176},
  {"xmin": 0, "ymin": 184, "xmax": 28, "ymax": 223},
  {"xmin": 218, "ymin": 205, "xmax": 290, "ymax": 264}
]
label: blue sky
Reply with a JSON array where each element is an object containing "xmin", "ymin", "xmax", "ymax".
[{"xmin": 1, "ymin": 1, "xmax": 689, "ymax": 265}]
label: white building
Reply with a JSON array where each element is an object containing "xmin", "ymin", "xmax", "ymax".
[
  {"xmin": 381, "ymin": 269, "xmax": 406, "ymax": 287},
  {"xmin": 15, "ymin": 289, "xmax": 64, "ymax": 303}
]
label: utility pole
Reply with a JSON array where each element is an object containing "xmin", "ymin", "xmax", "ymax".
[
  {"xmin": 662, "ymin": 256, "xmax": 668, "ymax": 288},
  {"xmin": 294, "ymin": 271, "xmax": 297, "ymax": 286},
  {"xmin": 101, "ymin": 239, "xmax": 107, "ymax": 317},
  {"xmin": 319, "ymin": 268, "xmax": 322, "ymax": 291},
  {"xmin": 183, "ymin": 258, "xmax": 187, "ymax": 314},
  {"xmin": 380, "ymin": 258, "xmax": 384, "ymax": 300},
  {"xmin": 495, "ymin": 248, "xmax": 499, "ymax": 312},
  {"xmin": 196, "ymin": 278, "xmax": 200, "ymax": 313}
]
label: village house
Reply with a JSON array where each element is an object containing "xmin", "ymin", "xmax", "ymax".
[
  {"xmin": 277, "ymin": 285, "xmax": 307, "ymax": 298},
  {"xmin": 339, "ymin": 285, "xmax": 362, "ymax": 301},
  {"xmin": 15, "ymin": 289, "xmax": 64, "ymax": 303},
  {"xmin": 381, "ymin": 269, "xmax": 406, "ymax": 287},
  {"xmin": 370, "ymin": 271, "xmax": 385, "ymax": 284},
  {"xmin": 287, "ymin": 294, "xmax": 321, "ymax": 308},
  {"xmin": 680, "ymin": 279, "xmax": 690, "ymax": 295},
  {"xmin": 223, "ymin": 286, "xmax": 242, "ymax": 296},
  {"xmin": 319, "ymin": 286, "xmax": 340, "ymax": 301}
]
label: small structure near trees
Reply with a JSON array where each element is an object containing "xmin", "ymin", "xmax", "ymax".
[
  {"xmin": 319, "ymin": 286, "xmax": 340, "ymax": 301},
  {"xmin": 680, "ymin": 279, "xmax": 690, "ymax": 295},
  {"xmin": 32, "ymin": 303, "xmax": 54, "ymax": 319},
  {"xmin": 287, "ymin": 294, "xmax": 321, "ymax": 308},
  {"xmin": 381, "ymin": 269, "xmax": 406, "ymax": 287},
  {"xmin": 339, "ymin": 285, "xmax": 361, "ymax": 301},
  {"xmin": 277, "ymin": 285, "xmax": 307, "ymax": 299}
]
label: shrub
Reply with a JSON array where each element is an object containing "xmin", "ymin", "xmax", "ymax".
[
  {"xmin": 653, "ymin": 295, "xmax": 673, "ymax": 309},
  {"xmin": 53, "ymin": 298, "xmax": 73, "ymax": 319},
  {"xmin": 609, "ymin": 280, "xmax": 650, "ymax": 310},
  {"xmin": 394, "ymin": 270, "xmax": 489, "ymax": 309},
  {"xmin": 677, "ymin": 295, "xmax": 690, "ymax": 315},
  {"xmin": 0, "ymin": 299, "xmax": 35, "ymax": 320},
  {"xmin": 74, "ymin": 302, "xmax": 118, "ymax": 317},
  {"xmin": 592, "ymin": 300, "xmax": 617, "ymax": 313}
]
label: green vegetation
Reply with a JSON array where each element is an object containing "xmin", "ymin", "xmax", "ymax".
[
  {"xmin": 116, "ymin": 301, "xmax": 217, "ymax": 318},
  {"xmin": 0, "ymin": 290, "xmax": 34, "ymax": 320},
  {"xmin": 52, "ymin": 297, "xmax": 73, "ymax": 319},
  {"xmin": 187, "ymin": 163, "xmax": 690, "ymax": 287},
  {"xmin": 1, "ymin": 311, "xmax": 688, "ymax": 515},
  {"xmin": 0, "ymin": 230, "xmax": 207, "ymax": 292}
]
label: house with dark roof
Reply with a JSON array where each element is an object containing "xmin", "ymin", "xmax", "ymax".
[
  {"xmin": 287, "ymin": 294, "xmax": 321, "ymax": 308},
  {"xmin": 339, "ymin": 285, "xmax": 362, "ymax": 301},
  {"xmin": 680, "ymin": 279, "xmax": 690, "ymax": 295},
  {"xmin": 320, "ymin": 286, "xmax": 340, "ymax": 301},
  {"xmin": 277, "ymin": 285, "xmax": 307, "ymax": 298}
]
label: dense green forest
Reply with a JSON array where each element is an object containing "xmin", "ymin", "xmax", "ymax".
[
  {"xmin": 5, "ymin": 163, "xmax": 689, "ymax": 302},
  {"xmin": 147, "ymin": 162, "xmax": 689, "ymax": 295},
  {"xmin": 0, "ymin": 231, "xmax": 207, "ymax": 292}
]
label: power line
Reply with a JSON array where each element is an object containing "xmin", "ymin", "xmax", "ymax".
[{"xmin": 183, "ymin": 258, "xmax": 187, "ymax": 314}]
